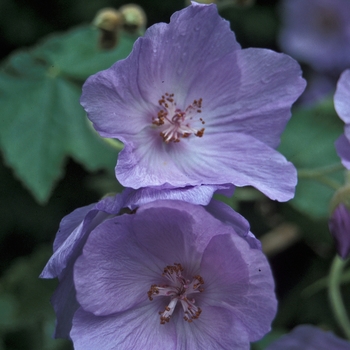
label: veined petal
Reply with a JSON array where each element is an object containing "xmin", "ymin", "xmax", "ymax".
[
  {"xmin": 74, "ymin": 215, "xmax": 163, "ymax": 316},
  {"xmin": 71, "ymin": 304, "xmax": 176, "ymax": 350},
  {"xmin": 335, "ymin": 134, "xmax": 350, "ymax": 169},
  {"xmin": 173, "ymin": 305, "xmax": 249, "ymax": 350},
  {"xmin": 335, "ymin": 69, "xmax": 350, "ymax": 123},
  {"xmin": 172, "ymin": 133, "xmax": 297, "ymax": 201},
  {"xmin": 200, "ymin": 234, "xmax": 277, "ymax": 342},
  {"xmin": 192, "ymin": 48, "xmax": 305, "ymax": 148},
  {"xmin": 121, "ymin": 184, "xmax": 233, "ymax": 210},
  {"xmin": 266, "ymin": 325, "xmax": 350, "ymax": 350},
  {"xmin": 40, "ymin": 196, "xmax": 121, "ymax": 279},
  {"xmin": 204, "ymin": 199, "xmax": 261, "ymax": 250},
  {"xmin": 118, "ymin": 130, "xmax": 296, "ymax": 201},
  {"xmin": 51, "ymin": 267, "xmax": 79, "ymax": 339},
  {"xmin": 52, "ymin": 204, "xmax": 95, "ymax": 252}
]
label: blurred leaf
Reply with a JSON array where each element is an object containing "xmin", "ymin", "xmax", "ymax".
[
  {"xmin": 33, "ymin": 26, "xmax": 137, "ymax": 80},
  {"xmin": 251, "ymin": 329, "xmax": 286, "ymax": 350},
  {"xmin": 0, "ymin": 294, "xmax": 17, "ymax": 329},
  {"xmin": 0, "ymin": 25, "xmax": 137, "ymax": 203},
  {"xmin": 0, "ymin": 247, "xmax": 72, "ymax": 349},
  {"xmin": 279, "ymin": 98, "xmax": 344, "ymax": 218},
  {"xmin": 274, "ymin": 257, "xmax": 342, "ymax": 331}
]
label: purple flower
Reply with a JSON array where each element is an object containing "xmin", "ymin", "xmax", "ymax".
[
  {"xmin": 279, "ymin": 0, "xmax": 350, "ymax": 73},
  {"xmin": 81, "ymin": 3, "xmax": 305, "ymax": 202},
  {"xmin": 335, "ymin": 135, "xmax": 350, "ymax": 169},
  {"xmin": 329, "ymin": 204, "xmax": 350, "ymax": 259},
  {"xmin": 334, "ymin": 69, "xmax": 350, "ymax": 169},
  {"xmin": 266, "ymin": 325, "xmax": 350, "ymax": 350},
  {"xmin": 40, "ymin": 184, "xmax": 254, "ymax": 339},
  {"xmin": 70, "ymin": 200, "xmax": 276, "ymax": 349}
]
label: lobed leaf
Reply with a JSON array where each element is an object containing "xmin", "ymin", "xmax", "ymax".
[
  {"xmin": 279, "ymin": 98, "xmax": 344, "ymax": 218},
  {"xmin": 0, "ymin": 26, "xmax": 137, "ymax": 203}
]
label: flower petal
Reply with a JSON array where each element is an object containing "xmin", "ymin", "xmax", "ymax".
[
  {"xmin": 121, "ymin": 184, "xmax": 233, "ymax": 209},
  {"xmin": 193, "ymin": 48, "xmax": 305, "ymax": 148},
  {"xmin": 52, "ymin": 204, "xmax": 95, "ymax": 252},
  {"xmin": 117, "ymin": 129, "xmax": 296, "ymax": 201},
  {"xmin": 50, "ymin": 266, "xmax": 79, "ymax": 338},
  {"xmin": 335, "ymin": 69, "xmax": 350, "ymax": 123},
  {"xmin": 329, "ymin": 203, "xmax": 350, "ymax": 259},
  {"xmin": 173, "ymin": 305, "xmax": 249, "ymax": 350},
  {"xmin": 204, "ymin": 199, "xmax": 261, "ymax": 250},
  {"xmin": 135, "ymin": 200, "xmax": 243, "ymax": 261},
  {"xmin": 335, "ymin": 134, "xmax": 350, "ymax": 169},
  {"xmin": 74, "ymin": 215, "xmax": 162, "ymax": 316},
  {"xmin": 266, "ymin": 324, "xmax": 350, "ymax": 350},
  {"xmin": 71, "ymin": 303, "xmax": 176, "ymax": 350},
  {"xmin": 200, "ymin": 233, "xmax": 277, "ymax": 342},
  {"xmin": 40, "ymin": 195, "xmax": 121, "ymax": 279}
]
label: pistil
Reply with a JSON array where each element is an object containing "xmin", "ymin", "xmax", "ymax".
[
  {"xmin": 147, "ymin": 263, "xmax": 204, "ymax": 324},
  {"xmin": 152, "ymin": 93, "xmax": 205, "ymax": 143}
]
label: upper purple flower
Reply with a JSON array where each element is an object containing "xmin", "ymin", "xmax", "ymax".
[
  {"xmin": 279, "ymin": 0, "xmax": 350, "ymax": 73},
  {"xmin": 70, "ymin": 200, "xmax": 276, "ymax": 350},
  {"xmin": 334, "ymin": 69, "xmax": 350, "ymax": 169},
  {"xmin": 81, "ymin": 3, "xmax": 305, "ymax": 202},
  {"xmin": 266, "ymin": 325, "xmax": 350, "ymax": 350}
]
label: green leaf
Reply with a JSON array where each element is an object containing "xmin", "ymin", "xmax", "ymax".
[
  {"xmin": 0, "ymin": 25, "xmax": 136, "ymax": 203},
  {"xmin": 279, "ymin": 98, "xmax": 344, "ymax": 218},
  {"xmin": 0, "ymin": 247, "xmax": 72, "ymax": 349},
  {"xmin": 251, "ymin": 329, "xmax": 286, "ymax": 350},
  {"xmin": 32, "ymin": 26, "xmax": 137, "ymax": 80}
]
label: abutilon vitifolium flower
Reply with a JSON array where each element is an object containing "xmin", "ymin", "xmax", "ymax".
[
  {"xmin": 40, "ymin": 184, "xmax": 256, "ymax": 340},
  {"xmin": 279, "ymin": 0, "xmax": 350, "ymax": 73},
  {"xmin": 68, "ymin": 200, "xmax": 276, "ymax": 350},
  {"xmin": 335, "ymin": 69, "xmax": 350, "ymax": 169},
  {"xmin": 81, "ymin": 3, "xmax": 305, "ymax": 202},
  {"xmin": 266, "ymin": 325, "xmax": 350, "ymax": 350}
]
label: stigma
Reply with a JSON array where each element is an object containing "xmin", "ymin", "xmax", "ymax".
[
  {"xmin": 147, "ymin": 263, "xmax": 204, "ymax": 324},
  {"xmin": 152, "ymin": 93, "xmax": 205, "ymax": 143}
]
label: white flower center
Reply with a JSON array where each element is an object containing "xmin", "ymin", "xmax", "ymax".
[
  {"xmin": 147, "ymin": 263, "xmax": 204, "ymax": 324},
  {"xmin": 152, "ymin": 93, "xmax": 205, "ymax": 143}
]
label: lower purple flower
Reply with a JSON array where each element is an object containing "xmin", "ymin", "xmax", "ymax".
[
  {"xmin": 266, "ymin": 325, "xmax": 350, "ymax": 350},
  {"xmin": 70, "ymin": 200, "xmax": 276, "ymax": 349},
  {"xmin": 40, "ymin": 185, "xmax": 260, "ymax": 341}
]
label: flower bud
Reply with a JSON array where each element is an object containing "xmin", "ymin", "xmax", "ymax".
[
  {"xmin": 93, "ymin": 8, "xmax": 123, "ymax": 49},
  {"xmin": 329, "ymin": 185, "xmax": 350, "ymax": 259},
  {"xmin": 119, "ymin": 4, "xmax": 146, "ymax": 35}
]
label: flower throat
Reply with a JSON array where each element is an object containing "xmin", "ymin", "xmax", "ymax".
[
  {"xmin": 152, "ymin": 93, "xmax": 205, "ymax": 143},
  {"xmin": 147, "ymin": 263, "xmax": 204, "ymax": 324}
]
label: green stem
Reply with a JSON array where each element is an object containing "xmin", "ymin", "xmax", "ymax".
[
  {"xmin": 298, "ymin": 163, "xmax": 344, "ymax": 177},
  {"xmin": 328, "ymin": 255, "xmax": 350, "ymax": 340},
  {"xmin": 103, "ymin": 138, "xmax": 124, "ymax": 151},
  {"xmin": 302, "ymin": 268, "xmax": 350, "ymax": 298},
  {"xmin": 312, "ymin": 176, "xmax": 342, "ymax": 191}
]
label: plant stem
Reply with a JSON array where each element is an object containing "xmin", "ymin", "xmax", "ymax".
[
  {"xmin": 298, "ymin": 163, "xmax": 344, "ymax": 177},
  {"xmin": 103, "ymin": 138, "xmax": 124, "ymax": 151},
  {"xmin": 302, "ymin": 268, "xmax": 350, "ymax": 298},
  {"xmin": 328, "ymin": 255, "xmax": 350, "ymax": 340}
]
